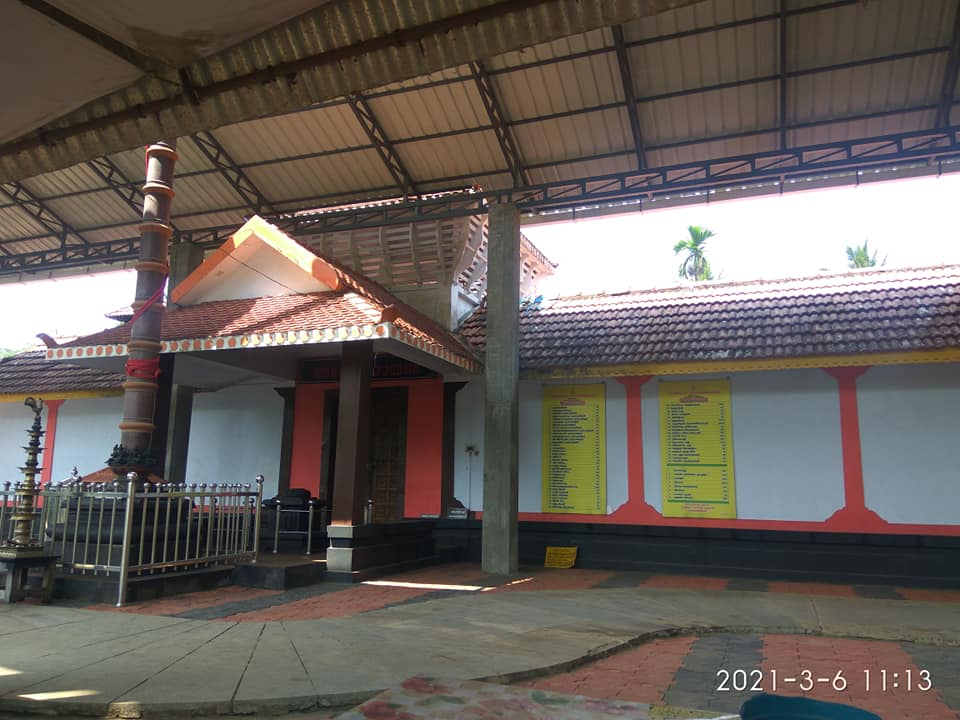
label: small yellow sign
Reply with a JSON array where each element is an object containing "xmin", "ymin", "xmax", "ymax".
[{"xmin": 544, "ymin": 546, "xmax": 578, "ymax": 569}]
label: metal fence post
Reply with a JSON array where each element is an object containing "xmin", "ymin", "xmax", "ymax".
[
  {"xmin": 116, "ymin": 473, "xmax": 138, "ymax": 608},
  {"xmin": 253, "ymin": 475, "xmax": 264, "ymax": 563}
]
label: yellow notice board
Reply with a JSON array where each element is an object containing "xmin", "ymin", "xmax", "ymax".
[
  {"xmin": 659, "ymin": 379, "xmax": 736, "ymax": 519},
  {"xmin": 542, "ymin": 384, "xmax": 606, "ymax": 514}
]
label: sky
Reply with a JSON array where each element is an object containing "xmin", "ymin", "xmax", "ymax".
[{"xmin": 1, "ymin": 172, "xmax": 959, "ymax": 351}]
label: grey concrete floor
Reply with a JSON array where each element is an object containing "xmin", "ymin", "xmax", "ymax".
[{"xmin": 0, "ymin": 587, "xmax": 955, "ymax": 718}]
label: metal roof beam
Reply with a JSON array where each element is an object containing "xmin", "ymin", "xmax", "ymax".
[
  {"xmin": 191, "ymin": 131, "xmax": 277, "ymax": 216},
  {"xmin": 347, "ymin": 94, "xmax": 418, "ymax": 199},
  {"xmin": 5, "ymin": 0, "xmax": 710, "ymax": 182},
  {"xmin": 470, "ymin": 60, "xmax": 529, "ymax": 186},
  {"xmin": 2, "ymin": 99, "xmax": 954, "ymax": 247},
  {"xmin": 18, "ymin": 0, "xmax": 168, "ymax": 76},
  {"xmin": 86, "ymin": 156, "xmax": 182, "ymax": 235},
  {"xmin": 3, "ymin": 126, "xmax": 959, "ymax": 275},
  {"xmin": 612, "ymin": 25, "xmax": 647, "ymax": 170},
  {"xmin": 937, "ymin": 4, "xmax": 960, "ymax": 129},
  {"xmin": 779, "ymin": 0, "xmax": 788, "ymax": 150},
  {"xmin": 0, "ymin": 181, "xmax": 88, "ymax": 246},
  {"xmin": 0, "ymin": 43, "xmax": 944, "ymax": 214}
]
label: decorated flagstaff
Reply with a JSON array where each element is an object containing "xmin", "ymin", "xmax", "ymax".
[{"xmin": 108, "ymin": 141, "xmax": 178, "ymax": 478}]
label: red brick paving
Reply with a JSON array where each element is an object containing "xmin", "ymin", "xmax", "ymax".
[
  {"xmin": 897, "ymin": 588, "xmax": 960, "ymax": 603},
  {"xmin": 521, "ymin": 636, "xmax": 696, "ymax": 704},
  {"xmin": 490, "ymin": 568, "xmax": 614, "ymax": 592},
  {"xmin": 642, "ymin": 574, "xmax": 730, "ymax": 591},
  {"xmin": 86, "ymin": 585, "xmax": 282, "ymax": 614},
  {"xmin": 761, "ymin": 635, "xmax": 956, "ymax": 719},
  {"xmin": 86, "ymin": 564, "xmax": 959, "ymax": 623},
  {"xmin": 767, "ymin": 581, "xmax": 860, "ymax": 598},
  {"xmin": 219, "ymin": 584, "xmax": 436, "ymax": 621}
]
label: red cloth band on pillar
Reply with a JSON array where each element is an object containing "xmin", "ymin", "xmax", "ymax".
[
  {"xmin": 125, "ymin": 358, "xmax": 161, "ymax": 379},
  {"xmin": 127, "ymin": 284, "xmax": 165, "ymax": 326}
]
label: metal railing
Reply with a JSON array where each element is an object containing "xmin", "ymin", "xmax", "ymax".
[{"xmin": 34, "ymin": 472, "xmax": 264, "ymax": 607}]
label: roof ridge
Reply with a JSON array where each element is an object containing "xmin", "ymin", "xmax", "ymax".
[{"xmin": 539, "ymin": 263, "xmax": 960, "ymax": 303}]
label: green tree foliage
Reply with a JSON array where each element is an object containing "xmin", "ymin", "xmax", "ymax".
[
  {"xmin": 846, "ymin": 240, "xmax": 886, "ymax": 269},
  {"xmin": 674, "ymin": 225, "xmax": 715, "ymax": 281}
]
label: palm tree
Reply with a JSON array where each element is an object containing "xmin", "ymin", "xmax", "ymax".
[
  {"xmin": 674, "ymin": 226, "xmax": 715, "ymax": 281},
  {"xmin": 845, "ymin": 240, "xmax": 886, "ymax": 269}
]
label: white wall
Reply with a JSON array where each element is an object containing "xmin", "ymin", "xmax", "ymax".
[
  {"xmin": 185, "ymin": 383, "xmax": 283, "ymax": 498},
  {"xmin": 51, "ymin": 396, "xmax": 123, "ymax": 481},
  {"xmin": 453, "ymin": 379, "xmax": 484, "ymax": 510},
  {"xmin": 859, "ymin": 363, "xmax": 960, "ymax": 525},
  {"xmin": 0, "ymin": 402, "xmax": 55, "ymax": 484},
  {"xmin": 642, "ymin": 370, "xmax": 844, "ymax": 521},
  {"xmin": 453, "ymin": 378, "xmax": 629, "ymax": 514}
]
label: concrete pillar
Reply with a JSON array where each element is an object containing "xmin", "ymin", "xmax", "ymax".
[
  {"xmin": 482, "ymin": 203, "xmax": 520, "ymax": 575},
  {"xmin": 330, "ymin": 341, "xmax": 373, "ymax": 525},
  {"xmin": 167, "ymin": 240, "xmax": 204, "ymax": 305},
  {"xmin": 163, "ymin": 384, "xmax": 194, "ymax": 485}
]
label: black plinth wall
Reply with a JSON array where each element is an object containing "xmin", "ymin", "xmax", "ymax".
[{"xmin": 433, "ymin": 519, "xmax": 960, "ymax": 587}]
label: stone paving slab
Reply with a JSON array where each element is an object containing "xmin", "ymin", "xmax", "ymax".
[{"xmin": 0, "ymin": 587, "xmax": 956, "ymax": 718}]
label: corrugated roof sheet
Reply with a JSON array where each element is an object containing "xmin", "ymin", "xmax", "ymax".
[{"xmin": 2, "ymin": 0, "xmax": 958, "ymax": 275}]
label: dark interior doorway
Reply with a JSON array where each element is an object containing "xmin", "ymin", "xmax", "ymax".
[
  {"xmin": 369, "ymin": 387, "xmax": 408, "ymax": 522},
  {"xmin": 323, "ymin": 386, "xmax": 408, "ymax": 523}
]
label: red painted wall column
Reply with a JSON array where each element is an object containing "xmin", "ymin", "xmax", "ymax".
[
  {"xmin": 612, "ymin": 376, "xmax": 661, "ymax": 522},
  {"xmin": 289, "ymin": 384, "xmax": 327, "ymax": 496},
  {"xmin": 823, "ymin": 367, "xmax": 887, "ymax": 531},
  {"xmin": 39, "ymin": 399, "xmax": 64, "ymax": 485},
  {"xmin": 403, "ymin": 379, "xmax": 444, "ymax": 518}
]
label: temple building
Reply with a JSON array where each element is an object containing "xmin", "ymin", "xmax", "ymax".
[{"xmin": 4, "ymin": 216, "xmax": 959, "ymax": 584}]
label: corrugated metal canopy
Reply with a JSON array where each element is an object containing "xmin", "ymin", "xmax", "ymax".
[{"xmin": 1, "ymin": 0, "xmax": 959, "ymax": 278}]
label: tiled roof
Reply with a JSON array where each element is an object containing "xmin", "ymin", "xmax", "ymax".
[
  {"xmin": 59, "ymin": 271, "xmax": 479, "ymax": 370},
  {"xmin": 0, "ymin": 351, "xmax": 123, "ymax": 395},
  {"xmin": 457, "ymin": 266, "xmax": 960, "ymax": 369},
  {"xmin": 62, "ymin": 293, "xmax": 383, "ymax": 346}
]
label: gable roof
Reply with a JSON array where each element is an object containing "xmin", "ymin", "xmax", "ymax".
[
  {"xmin": 51, "ymin": 218, "xmax": 480, "ymax": 372},
  {"xmin": 0, "ymin": 351, "xmax": 123, "ymax": 400},
  {"xmin": 458, "ymin": 265, "xmax": 960, "ymax": 372}
]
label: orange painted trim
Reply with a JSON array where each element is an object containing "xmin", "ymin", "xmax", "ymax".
[
  {"xmin": 171, "ymin": 216, "xmax": 342, "ymax": 304},
  {"xmin": 611, "ymin": 376, "xmax": 661, "ymax": 522},
  {"xmin": 822, "ymin": 366, "xmax": 888, "ymax": 531},
  {"xmin": 169, "ymin": 237, "xmax": 237, "ymax": 303},
  {"xmin": 403, "ymin": 379, "xmax": 444, "ymax": 518},
  {"xmin": 289, "ymin": 383, "xmax": 333, "ymax": 496},
  {"xmin": 40, "ymin": 399, "xmax": 64, "ymax": 485}
]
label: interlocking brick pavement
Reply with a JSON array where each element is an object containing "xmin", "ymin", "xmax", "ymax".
[
  {"xmin": 518, "ymin": 633, "xmax": 960, "ymax": 719},
  {"xmin": 80, "ymin": 564, "xmax": 960, "ymax": 625},
  {"xmin": 86, "ymin": 584, "xmax": 282, "ymax": 615},
  {"xmin": 521, "ymin": 636, "xmax": 697, "ymax": 704},
  {"xmin": 643, "ymin": 574, "xmax": 731, "ymax": 591},
  {"xmin": 220, "ymin": 583, "xmax": 438, "ymax": 621}
]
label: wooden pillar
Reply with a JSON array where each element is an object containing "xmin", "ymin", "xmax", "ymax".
[{"xmin": 331, "ymin": 342, "xmax": 373, "ymax": 525}]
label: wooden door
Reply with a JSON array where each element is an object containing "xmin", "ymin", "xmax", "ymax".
[{"xmin": 369, "ymin": 387, "xmax": 408, "ymax": 522}]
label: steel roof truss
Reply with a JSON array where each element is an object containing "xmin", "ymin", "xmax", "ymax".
[
  {"xmin": 0, "ymin": 181, "xmax": 88, "ymax": 246},
  {"xmin": 470, "ymin": 60, "xmax": 529, "ymax": 186},
  {"xmin": 937, "ymin": 4, "xmax": 960, "ymax": 129},
  {"xmin": 612, "ymin": 25, "xmax": 646, "ymax": 170},
  {"xmin": 347, "ymin": 94, "xmax": 418, "ymax": 199},
  {"xmin": 190, "ymin": 131, "xmax": 277, "ymax": 216}
]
